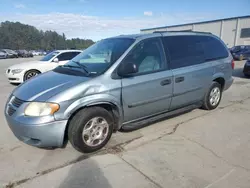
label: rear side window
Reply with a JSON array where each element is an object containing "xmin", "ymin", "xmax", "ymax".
[
  {"xmin": 162, "ymin": 36, "xmax": 205, "ymax": 69},
  {"xmin": 202, "ymin": 36, "xmax": 228, "ymax": 61},
  {"xmin": 163, "ymin": 35, "xmax": 228, "ymax": 69}
]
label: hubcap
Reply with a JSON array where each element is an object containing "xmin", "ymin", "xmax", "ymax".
[
  {"xmin": 82, "ymin": 117, "xmax": 109, "ymax": 147},
  {"xmin": 209, "ymin": 87, "xmax": 220, "ymax": 106},
  {"xmin": 26, "ymin": 72, "xmax": 38, "ymax": 80}
]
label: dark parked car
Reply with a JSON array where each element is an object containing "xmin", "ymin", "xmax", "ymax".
[
  {"xmin": 17, "ymin": 50, "xmax": 29, "ymax": 57},
  {"xmin": 230, "ymin": 45, "xmax": 250, "ymax": 61},
  {"xmin": 243, "ymin": 58, "xmax": 250, "ymax": 77}
]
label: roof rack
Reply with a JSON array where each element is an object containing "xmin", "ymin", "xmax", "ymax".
[{"xmin": 153, "ymin": 30, "xmax": 212, "ymax": 34}]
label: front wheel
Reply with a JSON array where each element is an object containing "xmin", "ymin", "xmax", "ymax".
[
  {"xmin": 202, "ymin": 82, "xmax": 222, "ymax": 110},
  {"xmin": 68, "ymin": 107, "xmax": 114, "ymax": 153},
  {"xmin": 24, "ymin": 70, "xmax": 40, "ymax": 81}
]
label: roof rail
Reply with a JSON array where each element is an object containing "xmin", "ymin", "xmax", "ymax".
[{"xmin": 153, "ymin": 30, "xmax": 212, "ymax": 34}]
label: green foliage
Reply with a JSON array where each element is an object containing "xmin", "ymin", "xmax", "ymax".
[{"xmin": 0, "ymin": 21, "xmax": 95, "ymax": 50}]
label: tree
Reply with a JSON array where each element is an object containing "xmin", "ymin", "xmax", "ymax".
[{"xmin": 0, "ymin": 21, "xmax": 94, "ymax": 50}]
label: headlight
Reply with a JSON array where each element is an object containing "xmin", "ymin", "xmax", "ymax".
[
  {"xmin": 24, "ymin": 102, "xmax": 60, "ymax": 116},
  {"xmin": 11, "ymin": 69, "xmax": 23, "ymax": 74}
]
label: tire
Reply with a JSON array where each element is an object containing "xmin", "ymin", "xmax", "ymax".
[
  {"xmin": 24, "ymin": 70, "xmax": 40, "ymax": 81},
  {"xmin": 68, "ymin": 107, "xmax": 114, "ymax": 153},
  {"xmin": 244, "ymin": 73, "xmax": 250, "ymax": 78},
  {"xmin": 202, "ymin": 81, "xmax": 222, "ymax": 110}
]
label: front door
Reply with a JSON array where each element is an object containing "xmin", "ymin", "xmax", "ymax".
[{"xmin": 121, "ymin": 38, "xmax": 173, "ymax": 123}]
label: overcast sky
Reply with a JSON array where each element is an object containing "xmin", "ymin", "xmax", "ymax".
[{"xmin": 0, "ymin": 0, "xmax": 250, "ymax": 41}]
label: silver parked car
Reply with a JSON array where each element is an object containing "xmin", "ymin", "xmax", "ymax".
[
  {"xmin": 5, "ymin": 31, "xmax": 234, "ymax": 153},
  {"xmin": 0, "ymin": 50, "xmax": 7, "ymax": 59}
]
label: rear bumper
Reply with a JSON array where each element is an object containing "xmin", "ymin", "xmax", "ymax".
[{"xmin": 5, "ymin": 113, "xmax": 68, "ymax": 148}]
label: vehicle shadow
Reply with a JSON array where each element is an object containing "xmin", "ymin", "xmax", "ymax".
[{"xmin": 59, "ymin": 156, "xmax": 112, "ymax": 188}]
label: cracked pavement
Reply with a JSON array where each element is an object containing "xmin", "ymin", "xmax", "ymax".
[{"xmin": 1, "ymin": 58, "xmax": 250, "ymax": 188}]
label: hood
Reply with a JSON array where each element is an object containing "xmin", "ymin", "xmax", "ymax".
[
  {"xmin": 13, "ymin": 70, "xmax": 90, "ymax": 101},
  {"xmin": 8, "ymin": 61, "xmax": 47, "ymax": 69}
]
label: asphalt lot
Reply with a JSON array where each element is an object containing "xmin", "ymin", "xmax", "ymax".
[{"xmin": 0, "ymin": 57, "xmax": 250, "ymax": 188}]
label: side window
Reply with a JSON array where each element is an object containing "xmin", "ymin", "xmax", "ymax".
[
  {"xmin": 123, "ymin": 38, "xmax": 165, "ymax": 74},
  {"xmin": 162, "ymin": 36, "xmax": 205, "ymax": 69},
  {"xmin": 202, "ymin": 36, "xmax": 228, "ymax": 61},
  {"xmin": 57, "ymin": 52, "xmax": 80, "ymax": 61}
]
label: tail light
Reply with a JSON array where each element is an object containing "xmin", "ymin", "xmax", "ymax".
[{"xmin": 231, "ymin": 59, "xmax": 235, "ymax": 69}]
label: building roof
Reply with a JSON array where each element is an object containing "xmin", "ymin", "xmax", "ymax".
[{"xmin": 141, "ymin": 15, "xmax": 250, "ymax": 32}]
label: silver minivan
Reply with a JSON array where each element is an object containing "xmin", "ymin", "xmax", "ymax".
[{"xmin": 5, "ymin": 32, "xmax": 234, "ymax": 153}]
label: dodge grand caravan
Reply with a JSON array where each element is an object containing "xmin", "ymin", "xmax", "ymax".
[{"xmin": 5, "ymin": 31, "xmax": 234, "ymax": 153}]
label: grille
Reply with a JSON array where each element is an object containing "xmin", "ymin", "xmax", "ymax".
[
  {"xmin": 7, "ymin": 69, "xmax": 10, "ymax": 73},
  {"xmin": 9, "ymin": 78, "xmax": 17, "ymax": 81},
  {"xmin": 11, "ymin": 97, "xmax": 24, "ymax": 108},
  {"xmin": 7, "ymin": 106, "xmax": 16, "ymax": 116}
]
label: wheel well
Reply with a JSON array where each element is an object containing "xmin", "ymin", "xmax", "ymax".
[
  {"xmin": 25, "ymin": 69, "xmax": 41, "ymax": 74},
  {"xmin": 63, "ymin": 103, "xmax": 120, "ymax": 146},
  {"xmin": 213, "ymin": 77, "xmax": 225, "ymax": 90},
  {"xmin": 25, "ymin": 69, "xmax": 41, "ymax": 73}
]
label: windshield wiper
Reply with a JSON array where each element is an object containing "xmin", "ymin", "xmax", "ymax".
[{"xmin": 71, "ymin": 60, "xmax": 89, "ymax": 75}]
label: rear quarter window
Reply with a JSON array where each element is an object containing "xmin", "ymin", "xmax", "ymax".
[{"xmin": 202, "ymin": 36, "xmax": 229, "ymax": 61}]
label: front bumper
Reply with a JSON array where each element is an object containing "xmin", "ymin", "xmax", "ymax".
[
  {"xmin": 5, "ymin": 113, "xmax": 68, "ymax": 148},
  {"xmin": 6, "ymin": 71, "xmax": 24, "ymax": 83}
]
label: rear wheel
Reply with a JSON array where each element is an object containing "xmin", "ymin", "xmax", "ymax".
[
  {"xmin": 24, "ymin": 70, "xmax": 40, "ymax": 81},
  {"xmin": 202, "ymin": 82, "xmax": 222, "ymax": 110},
  {"xmin": 68, "ymin": 107, "xmax": 114, "ymax": 153}
]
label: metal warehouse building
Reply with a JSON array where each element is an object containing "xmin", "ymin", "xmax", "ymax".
[{"xmin": 141, "ymin": 15, "xmax": 250, "ymax": 48}]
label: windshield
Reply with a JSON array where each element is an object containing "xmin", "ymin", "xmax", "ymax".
[
  {"xmin": 65, "ymin": 38, "xmax": 135, "ymax": 74},
  {"xmin": 40, "ymin": 51, "xmax": 59, "ymax": 61}
]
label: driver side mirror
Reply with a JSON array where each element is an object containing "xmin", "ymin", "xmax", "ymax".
[
  {"xmin": 53, "ymin": 58, "xmax": 59, "ymax": 63},
  {"xmin": 117, "ymin": 62, "xmax": 138, "ymax": 77}
]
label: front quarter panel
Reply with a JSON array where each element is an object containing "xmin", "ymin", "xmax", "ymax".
[
  {"xmin": 50, "ymin": 74, "xmax": 122, "ymax": 122},
  {"xmin": 54, "ymin": 92, "xmax": 122, "ymax": 121}
]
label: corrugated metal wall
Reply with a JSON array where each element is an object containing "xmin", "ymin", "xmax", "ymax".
[
  {"xmin": 237, "ymin": 18, "xmax": 250, "ymax": 45},
  {"xmin": 222, "ymin": 20, "xmax": 237, "ymax": 47}
]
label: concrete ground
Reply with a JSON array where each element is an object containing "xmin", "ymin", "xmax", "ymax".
[{"xmin": 0, "ymin": 58, "xmax": 250, "ymax": 188}]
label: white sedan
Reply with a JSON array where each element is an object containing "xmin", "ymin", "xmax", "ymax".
[{"xmin": 6, "ymin": 50, "xmax": 82, "ymax": 83}]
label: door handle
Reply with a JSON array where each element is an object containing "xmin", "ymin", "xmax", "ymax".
[
  {"xmin": 175, "ymin": 77, "xmax": 184, "ymax": 83},
  {"xmin": 160, "ymin": 79, "xmax": 171, "ymax": 86}
]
